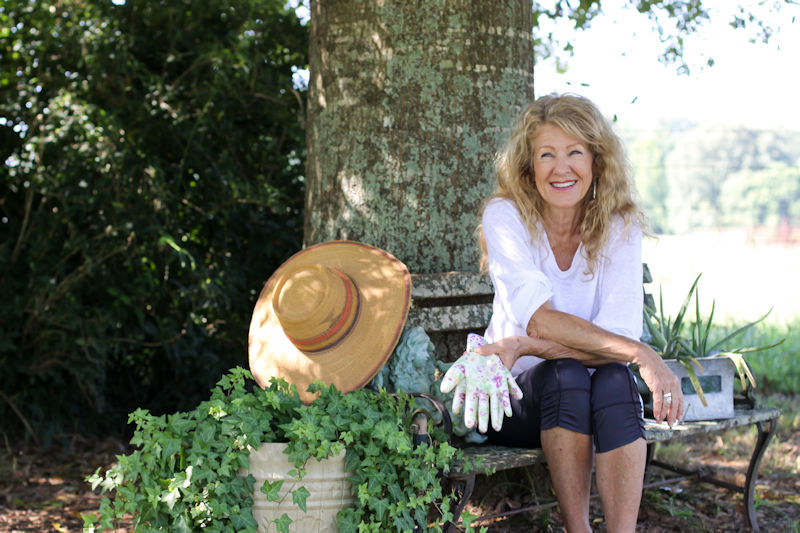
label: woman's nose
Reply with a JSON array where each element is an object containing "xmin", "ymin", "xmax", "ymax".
[{"xmin": 554, "ymin": 154, "xmax": 570, "ymax": 173}]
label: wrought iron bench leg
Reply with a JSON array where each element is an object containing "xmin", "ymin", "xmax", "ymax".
[
  {"xmin": 446, "ymin": 475, "xmax": 476, "ymax": 533},
  {"xmin": 743, "ymin": 418, "xmax": 778, "ymax": 532},
  {"xmin": 648, "ymin": 415, "xmax": 780, "ymax": 532}
]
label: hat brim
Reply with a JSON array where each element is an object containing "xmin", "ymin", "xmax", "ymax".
[{"xmin": 248, "ymin": 241, "xmax": 411, "ymax": 402}]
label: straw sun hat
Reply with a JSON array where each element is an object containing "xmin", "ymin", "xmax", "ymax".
[{"xmin": 248, "ymin": 241, "xmax": 411, "ymax": 402}]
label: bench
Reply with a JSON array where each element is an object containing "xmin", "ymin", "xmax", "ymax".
[{"xmin": 406, "ymin": 271, "xmax": 782, "ymax": 532}]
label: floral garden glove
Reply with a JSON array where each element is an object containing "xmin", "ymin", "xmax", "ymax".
[{"xmin": 439, "ymin": 333, "xmax": 524, "ymax": 433}]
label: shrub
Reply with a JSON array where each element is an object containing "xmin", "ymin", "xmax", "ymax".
[{"xmin": 0, "ymin": 0, "xmax": 307, "ymax": 443}]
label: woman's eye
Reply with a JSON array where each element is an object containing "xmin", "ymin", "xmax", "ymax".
[
  {"xmin": 540, "ymin": 152, "xmax": 554, "ymax": 158},
  {"xmin": 570, "ymin": 150, "xmax": 583, "ymax": 156}
]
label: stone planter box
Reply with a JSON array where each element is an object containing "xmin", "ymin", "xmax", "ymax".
[
  {"xmin": 665, "ymin": 356, "xmax": 736, "ymax": 421},
  {"xmin": 242, "ymin": 442, "xmax": 354, "ymax": 532}
]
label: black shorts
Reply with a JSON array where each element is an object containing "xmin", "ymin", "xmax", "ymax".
[{"xmin": 486, "ymin": 358, "xmax": 645, "ymax": 453}]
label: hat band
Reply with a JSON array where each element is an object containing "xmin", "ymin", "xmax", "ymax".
[{"xmin": 285, "ymin": 270, "xmax": 361, "ymax": 354}]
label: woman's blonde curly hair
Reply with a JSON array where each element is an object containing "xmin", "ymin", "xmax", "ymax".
[{"xmin": 481, "ymin": 93, "xmax": 647, "ymax": 275}]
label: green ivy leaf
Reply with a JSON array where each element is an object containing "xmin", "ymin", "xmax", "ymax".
[
  {"xmin": 174, "ymin": 514, "xmax": 192, "ymax": 533},
  {"xmin": 260, "ymin": 479, "xmax": 284, "ymax": 502},
  {"xmin": 387, "ymin": 481, "xmax": 405, "ymax": 501},
  {"xmin": 461, "ymin": 510, "xmax": 478, "ymax": 531},
  {"xmin": 231, "ymin": 509, "xmax": 258, "ymax": 531},
  {"xmin": 195, "ymin": 421, "xmax": 216, "ymax": 445},
  {"xmin": 274, "ymin": 512, "xmax": 293, "ymax": 533},
  {"xmin": 356, "ymin": 482, "xmax": 371, "ymax": 504},
  {"xmin": 371, "ymin": 497, "xmax": 390, "ymax": 520},
  {"xmin": 292, "ymin": 486, "xmax": 310, "ymax": 512}
]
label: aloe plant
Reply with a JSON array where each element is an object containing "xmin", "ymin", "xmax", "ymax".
[{"xmin": 644, "ymin": 274, "xmax": 784, "ymax": 405}]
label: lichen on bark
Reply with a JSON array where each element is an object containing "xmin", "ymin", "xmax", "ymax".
[{"xmin": 306, "ymin": 0, "xmax": 534, "ymax": 273}]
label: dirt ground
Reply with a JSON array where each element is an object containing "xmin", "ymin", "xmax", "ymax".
[
  {"xmin": 462, "ymin": 434, "xmax": 800, "ymax": 532},
  {"xmin": 0, "ymin": 435, "xmax": 130, "ymax": 533},
  {"xmin": 1, "ymin": 409, "xmax": 798, "ymax": 533}
]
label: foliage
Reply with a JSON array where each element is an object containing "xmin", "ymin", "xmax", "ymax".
[
  {"xmin": 719, "ymin": 317, "xmax": 800, "ymax": 397},
  {"xmin": 644, "ymin": 274, "xmax": 784, "ymax": 402},
  {"xmin": 290, "ymin": 383, "xmax": 466, "ymax": 532},
  {"xmin": 623, "ymin": 123, "xmax": 800, "ymax": 235},
  {"xmin": 83, "ymin": 368, "xmax": 480, "ymax": 533},
  {"xmin": 663, "ymin": 127, "xmax": 800, "ymax": 232},
  {"xmin": 625, "ymin": 129, "xmax": 673, "ymax": 233},
  {"xmin": 84, "ymin": 368, "xmax": 301, "ymax": 532},
  {"xmin": 0, "ymin": 0, "xmax": 307, "ymax": 444},
  {"xmin": 722, "ymin": 162, "xmax": 800, "ymax": 229},
  {"xmin": 533, "ymin": 0, "xmax": 796, "ymax": 74}
]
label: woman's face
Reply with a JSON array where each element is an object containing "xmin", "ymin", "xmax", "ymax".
[{"xmin": 531, "ymin": 123, "xmax": 594, "ymax": 214}]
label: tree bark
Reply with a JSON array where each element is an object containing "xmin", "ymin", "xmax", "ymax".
[{"xmin": 305, "ymin": 0, "xmax": 533, "ymax": 273}]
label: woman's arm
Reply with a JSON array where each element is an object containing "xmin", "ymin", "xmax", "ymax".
[
  {"xmin": 527, "ymin": 302, "xmax": 645, "ymax": 364},
  {"xmin": 476, "ymin": 309, "xmax": 683, "ymax": 427},
  {"xmin": 474, "ymin": 333, "xmax": 616, "ymax": 370},
  {"xmin": 527, "ymin": 302, "xmax": 684, "ymax": 426}
]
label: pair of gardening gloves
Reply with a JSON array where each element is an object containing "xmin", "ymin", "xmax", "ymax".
[{"xmin": 439, "ymin": 333, "xmax": 523, "ymax": 433}]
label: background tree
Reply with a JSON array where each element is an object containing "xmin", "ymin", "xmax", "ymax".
[
  {"xmin": 661, "ymin": 126, "xmax": 800, "ymax": 232},
  {"xmin": 0, "ymin": 0, "xmax": 307, "ymax": 443},
  {"xmin": 624, "ymin": 124, "xmax": 677, "ymax": 233},
  {"xmin": 722, "ymin": 162, "xmax": 800, "ymax": 236}
]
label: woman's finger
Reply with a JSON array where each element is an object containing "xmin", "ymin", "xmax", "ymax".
[{"xmin": 653, "ymin": 390, "xmax": 665, "ymax": 423}]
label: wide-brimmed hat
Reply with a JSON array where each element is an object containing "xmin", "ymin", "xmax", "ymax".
[{"xmin": 248, "ymin": 240, "xmax": 411, "ymax": 402}]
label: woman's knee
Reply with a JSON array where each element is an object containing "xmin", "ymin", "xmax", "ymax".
[
  {"xmin": 536, "ymin": 358, "xmax": 591, "ymax": 434},
  {"xmin": 591, "ymin": 363, "xmax": 635, "ymax": 402},
  {"xmin": 591, "ymin": 363, "xmax": 645, "ymax": 452},
  {"xmin": 536, "ymin": 358, "xmax": 591, "ymax": 391}
]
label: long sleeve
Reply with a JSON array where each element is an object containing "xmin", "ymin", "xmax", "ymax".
[
  {"xmin": 482, "ymin": 197, "xmax": 646, "ymax": 376},
  {"xmin": 592, "ymin": 223, "xmax": 644, "ymax": 340},
  {"xmin": 482, "ymin": 198, "xmax": 553, "ymax": 333}
]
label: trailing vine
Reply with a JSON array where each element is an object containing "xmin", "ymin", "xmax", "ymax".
[{"xmin": 83, "ymin": 367, "xmax": 481, "ymax": 532}]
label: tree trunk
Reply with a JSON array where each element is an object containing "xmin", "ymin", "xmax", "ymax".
[{"xmin": 305, "ymin": 0, "xmax": 533, "ymax": 273}]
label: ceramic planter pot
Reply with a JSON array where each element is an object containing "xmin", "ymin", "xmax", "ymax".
[
  {"xmin": 664, "ymin": 356, "xmax": 736, "ymax": 421},
  {"xmin": 243, "ymin": 442, "xmax": 354, "ymax": 532}
]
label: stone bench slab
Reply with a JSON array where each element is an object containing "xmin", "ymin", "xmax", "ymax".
[{"xmin": 449, "ymin": 406, "xmax": 782, "ymax": 477}]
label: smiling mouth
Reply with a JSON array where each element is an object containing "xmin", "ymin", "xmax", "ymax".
[{"xmin": 550, "ymin": 180, "xmax": 577, "ymax": 189}]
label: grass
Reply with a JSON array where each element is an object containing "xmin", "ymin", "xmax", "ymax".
[
  {"xmin": 643, "ymin": 231, "xmax": 799, "ymax": 395},
  {"xmin": 725, "ymin": 318, "xmax": 800, "ymax": 395}
]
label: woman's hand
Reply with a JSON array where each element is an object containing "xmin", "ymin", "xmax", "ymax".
[
  {"xmin": 472, "ymin": 336, "xmax": 523, "ymax": 370},
  {"xmin": 439, "ymin": 334, "xmax": 524, "ymax": 433},
  {"xmin": 634, "ymin": 344, "xmax": 685, "ymax": 427}
]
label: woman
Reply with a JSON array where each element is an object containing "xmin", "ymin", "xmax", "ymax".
[{"xmin": 475, "ymin": 93, "xmax": 684, "ymax": 532}]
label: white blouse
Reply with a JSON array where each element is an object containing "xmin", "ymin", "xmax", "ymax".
[{"xmin": 482, "ymin": 197, "xmax": 644, "ymax": 375}]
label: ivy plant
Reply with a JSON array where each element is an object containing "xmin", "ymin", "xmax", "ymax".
[{"xmin": 83, "ymin": 367, "xmax": 482, "ymax": 532}]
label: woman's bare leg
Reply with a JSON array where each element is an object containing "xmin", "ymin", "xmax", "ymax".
[
  {"xmin": 541, "ymin": 426, "xmax": 593, "ymax": 533},
  {"xmin": 595, "ymin": 438, "xmax": 647, "ymax": 533}
]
